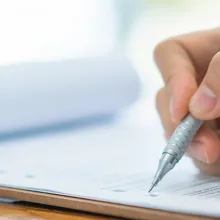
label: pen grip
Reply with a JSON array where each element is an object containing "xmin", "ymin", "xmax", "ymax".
[{"xmin": 163, "ymin": 114, "xmax": 203, "ymax": 160}]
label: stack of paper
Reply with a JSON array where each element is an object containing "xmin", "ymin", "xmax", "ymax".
[{"xmin": 0, "ymin": 53, "xmax": 140, "ymax": 135}]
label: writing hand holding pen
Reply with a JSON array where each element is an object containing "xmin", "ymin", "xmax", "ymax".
[{"xmin": 154, "ymin": 28, "xmax": 220, "ymax": 178}]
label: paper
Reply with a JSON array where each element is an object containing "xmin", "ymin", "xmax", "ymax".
[
  {"xmin": 0, "ymin": 53, "xmax": 140, "ymax": 134},
  {"xmin": 0, "ymin": 101, "xmax": 220, "ymax": 218}
]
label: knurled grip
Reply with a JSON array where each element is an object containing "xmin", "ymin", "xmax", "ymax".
[{"xmin": 163, "ymin": 114, "xmax": 203, "ymax": 160}]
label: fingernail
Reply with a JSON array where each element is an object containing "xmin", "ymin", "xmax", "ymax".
[
  {"xmin": 190, "ymin": 85, "xmax": 217, "ymax": 115},
  {"xmin": 188, "ymin": 141, "xmax": 209, "ymax": 163},
  {"xmin": 169, "ymin": 98, "xmax": 175, "ymax": 122}
]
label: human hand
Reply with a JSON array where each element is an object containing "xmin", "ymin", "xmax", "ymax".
[{"xmin": 155, "ymin": 28, "xmax": 220, "ymax": 176}]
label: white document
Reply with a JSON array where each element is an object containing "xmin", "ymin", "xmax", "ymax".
[
  {"xmin": 0, "ymin": 53, "xmax": 140, "ymax": 134},
  {"xmin": 0, "ymin": 101, "xmax": 220, "ymax": 218}
]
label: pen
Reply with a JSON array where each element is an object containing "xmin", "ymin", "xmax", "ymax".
[{"xmin": 149, "ymin": 113, "xmax": 203, "ymax": 193}]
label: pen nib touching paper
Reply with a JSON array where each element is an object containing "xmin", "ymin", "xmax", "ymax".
[{"xmin": 148, "ymin": 183, "xmax": 156, "ymax": 193}]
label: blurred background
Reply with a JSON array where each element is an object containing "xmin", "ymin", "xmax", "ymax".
[
  {"xmin": 1, "ymin": 0, "xmax": 220, "ymax": 134},
  {"xmin": 1, "ymin": 0, "xmax": 220, "ymax": 97}
]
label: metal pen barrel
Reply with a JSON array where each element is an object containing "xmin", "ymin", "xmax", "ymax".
[
  {"xmin": 164, "ymin": 114, "xmax": 203, "ymax": 161},
  {"xmin": 149, "ymin": 113, "xmax": 203, "ymax": 192}
]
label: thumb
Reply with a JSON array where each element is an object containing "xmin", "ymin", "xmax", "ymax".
[{"xmin": 189, "ymin": 52, "xmax": 220, "ymax": 120}]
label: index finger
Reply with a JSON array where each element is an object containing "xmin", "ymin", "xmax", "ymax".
[{"xmin": 154, "ymin": 28, "xmax": 220, "ymax": 122}]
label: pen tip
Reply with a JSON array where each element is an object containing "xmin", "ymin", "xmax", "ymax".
[{"xmin": 148, "ymin": 184, "xmax": 155, "ymax": 193}]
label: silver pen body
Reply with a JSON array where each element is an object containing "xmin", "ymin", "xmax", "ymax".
[{"xmin": 149, "ymin": 113, "xmax": 203, "ymax": 192}]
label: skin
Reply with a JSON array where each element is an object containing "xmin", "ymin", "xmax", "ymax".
[{"xmin": 154, "ymin": 27, "xmax": 220, "ymax": 176}]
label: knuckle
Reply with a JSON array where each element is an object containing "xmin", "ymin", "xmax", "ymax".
[
  {"xmin": 153, "ymin": 38, "xmax": 175, "ymax": 62},
  {"xmin": 164, "ymin": 74, "xmax": 174, "ymax": 88},
  {"xmin": 155, "ymin": 87, "xmax": 166, "ymax": 111}
]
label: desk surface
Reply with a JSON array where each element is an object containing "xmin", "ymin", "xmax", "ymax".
[{"xmin": 0, "ymin": 202, "xmax": 120, "ymax": 220}]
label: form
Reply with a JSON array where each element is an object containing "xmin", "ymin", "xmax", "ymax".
[{"xmin": 0, "ymin": 101, "xmax": 220, "ymax": 218}]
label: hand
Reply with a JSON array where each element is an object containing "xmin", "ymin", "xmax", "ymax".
[{"xmin": 155, "ymin": 28, "xmax": 220, "ymax": 176}]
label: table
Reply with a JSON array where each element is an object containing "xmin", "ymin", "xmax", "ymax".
[{"xmin": 0, "ymin": 201, "xmax": 121, "ymax": 220}]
